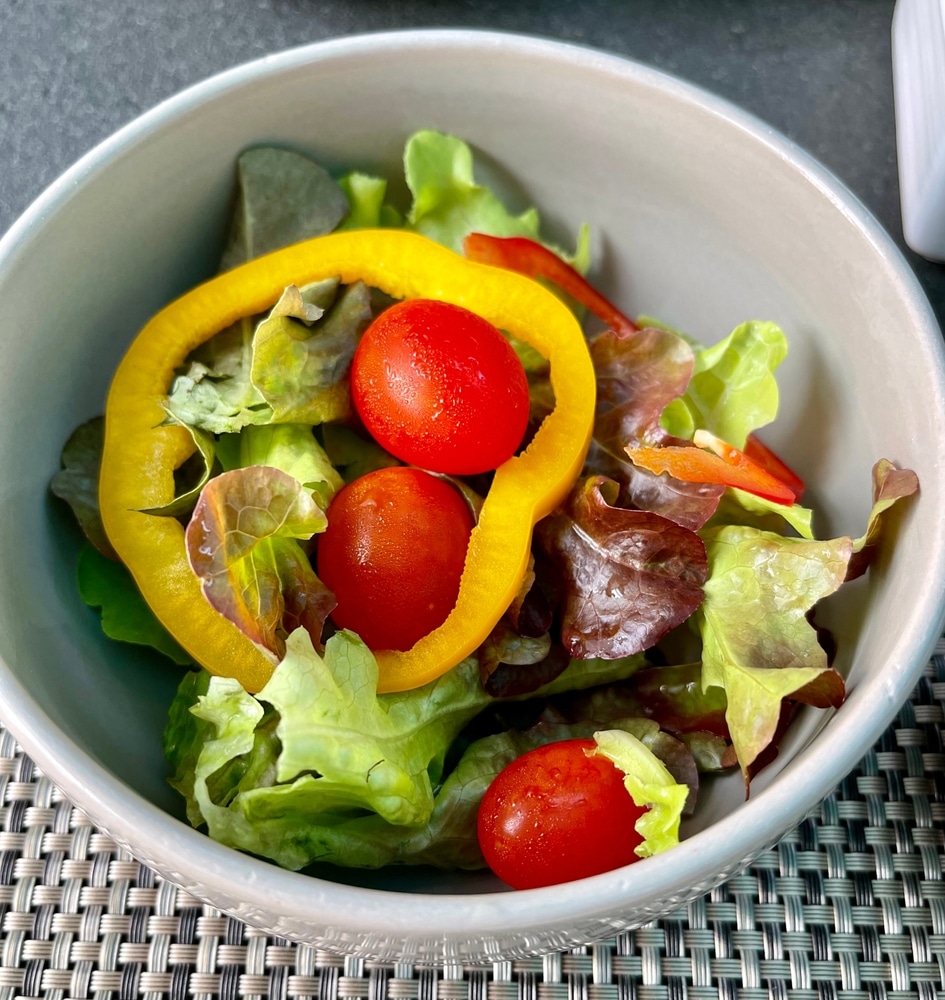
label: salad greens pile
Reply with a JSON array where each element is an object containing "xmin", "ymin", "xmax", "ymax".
[{"xmin": 52, "ymin": 130, "xmax": 918, "ymax": 874}]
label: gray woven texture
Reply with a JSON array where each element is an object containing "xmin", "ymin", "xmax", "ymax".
[{"xmin": 2, "ymin": 639, "xmax": 944, "ymax": 1000}]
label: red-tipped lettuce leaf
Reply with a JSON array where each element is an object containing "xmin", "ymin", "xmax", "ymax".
[
  {"xmin": 185, "ymin": 467, "xmax": 334, "ymax": 658},
  {"xmin": 538, "ymin": 477, "xmax": 708, "ymax": 659},
  {"xmin": 549, "ymin": 662, "xmax": 730, "ymax": 739},
  {"xmin": 591, "ymin": 326, "xmax": 693, "ymax": 442},
  {"xmin": 626, "ymin": 662, "xmax": 731, "ymax": 737},
  {"xmin": 697, "ymin": 524, "xmax": 851, "ymax": 778},
  {"xmin": 478, "ymin": 621, "xmax": 570, "ymax": 697},
  {"xmin": 846, "ymin": 459, "xmax": 919, "ymax": 580},
  {"xmin": 585, "ymin": 328, "xmax": 724, "ymax": 529}
]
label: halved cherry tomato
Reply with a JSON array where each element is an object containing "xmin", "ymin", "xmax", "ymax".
[
  {"xmin": 350, "ymin": 299, "xmax": 530, "ymax": 475},
  {"xmin": 316, "ymin": 466, "xmax": 474, "ymax": 652},
  {"xmin": 477, "ymin": 738, "xmax": 646, "ymax": 889}
]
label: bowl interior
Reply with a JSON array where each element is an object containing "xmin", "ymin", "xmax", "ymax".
[{"xmin": 0, "ymin": 31, "xmax": 943, "ymax": 949}]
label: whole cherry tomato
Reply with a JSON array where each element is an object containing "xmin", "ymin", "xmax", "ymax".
[
  {"xmin": 350, "ymin": 299, "xmax": 530, "ymax": 475},
  {"xmin": 477, "ymin": 738, "xmax": 646, "ymax": 889},
  {"xmin": 316, "ymin": 466, "xmax": 474, "ymax": 652}
]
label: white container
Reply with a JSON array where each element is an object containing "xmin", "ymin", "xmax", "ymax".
[{"xmin": 893, "ymin": 0, "xmax": 945, "ymax": 261}]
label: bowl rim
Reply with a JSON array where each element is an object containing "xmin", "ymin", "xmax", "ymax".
[{"xmin": 2, "ymin": 27, "xmax": 945, "ymax": 947}]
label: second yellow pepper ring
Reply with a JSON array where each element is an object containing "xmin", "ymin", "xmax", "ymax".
[{"xmin": 99, "ymin": 229, "xmax": 596, "ymax": 694}]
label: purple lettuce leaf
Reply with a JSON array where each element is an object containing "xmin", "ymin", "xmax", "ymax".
[
  {"xmin": 478, "ymin": 620, "xmax": 571, "ymax": 697},
  {"xmin": 537, "ymin": 476, "xmax": 708, "ymax": 659},
  {"xmin": 585, "ymin": 327, "xmax": 723, "ymax": 529}
]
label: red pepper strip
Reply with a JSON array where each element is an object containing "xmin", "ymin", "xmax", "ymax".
[
  {"xmin": 743, "ymin": 434, "xmax": 805, "ymax": 500},
  {"xmin": 462, "ymin": 233, "xmax": 640, "ymax": 338},
  {"xmin": 626, "ymin": 430, "xmax": 797, "ymax": 506},
  {"xmin": 464, "ymin": 234, "xmax": 807, "ymax": 499}
]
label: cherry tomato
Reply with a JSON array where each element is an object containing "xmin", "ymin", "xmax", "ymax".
[
  {"xmin": 477, "ymin": 738, "xmax": 646, "ymax": 889},
  {"xmin": 350, "ymin": 299, "xmax": 530, "ymax": 475},
  {"xmin": 316, "ymin": 466, "xmax": 474, "ymax": 652}
]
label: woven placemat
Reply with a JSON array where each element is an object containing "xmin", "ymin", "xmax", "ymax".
[{"xmin": 2, "ymin": 639, "xmax": 944, "ymax": 1000}]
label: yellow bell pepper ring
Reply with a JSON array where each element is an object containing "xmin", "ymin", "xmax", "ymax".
[{"xmin": 99, "ymin": 229, "xmax": 596, "ymax": 694}]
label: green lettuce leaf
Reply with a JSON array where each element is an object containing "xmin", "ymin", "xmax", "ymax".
[
  {"xmin": 336, "ymin": 172, "xmax": 402, "ymax": 229},
  {"xmin": 186, "ymin": 675, "xmax": 267, "ymax": 812},
  {"xmin": 141, "ymin": 416, "xmax": 217, "ymax": 518},
  {"xmin": 176, "ymin": 629, "xmax": 494, "ymax": 867},
  {"xmin": 707, "ymin": 488, "xmax": 815, "ymax": 540},
  {"xmin": 260, "ymin": 630, "xmax": 488, "ymax": 824},
  {"xmin": 77, "ymin": 543, "xmax": 191, "ymax": 665},
  {"xmin": 219, "ymin": 147, "xmax": 349, "ymax": 271},
  {"xmin": 168, "ymin": 144, "xmax": 359, "ymax": 431},
  {"xmin": 165, "ymin": 628, "xmax": 653, "ymax": 870},
  {"xmin": 529, "ymin": 651, "xmax": 646, "ymax": 697},
  {"xmin": 165, "ymin": 318, "xmax": 273, "ymax": 434},
  {"xmin": 404, "ymin": 130, "xmax": 539, "ymax": 251},
  {"xmin": 403, "ymin": 130, "xmax": 587, "ymax": 266},
  {"xmin": 697, "ymin": 459, "xmax": 919, "ymax": 778},
  {"xmin": 697, "ymin": 524, "xmax": 850, "ymax": 777},
  {"xmin": 184, "ymin": 467, "xmax": 332, "ymax": 658},
  {"xmin": 165, "ymin": 668, "xmax": 284, "ymax": 827},
  {"xmin": 320, "ymin": 424, "xmax": 400, "ymax": 483},
  {"xmin": 661, "ymin": 320, "xmax": 788, "ymax": 447},
  {"xmin": 164, "ymin": 669, "xmax": 213, "ymax": 824},
  {"xmin": 591, "ymin": 729, "xmax": 688, "ymax": 857},
  {"xmin": 243, "ymin": 727, "xmax": 532, "ymax": 871},
  {"xmin": 250, "ymin": 280, "xmax": 372, "ymax": 425},
  {"xmin": 228, "ymin": 423, "xmax": 345, "ymax": 506},
  {"xmin": 50, "ymin": 416, "xmax": 116, "ymax": 558}
]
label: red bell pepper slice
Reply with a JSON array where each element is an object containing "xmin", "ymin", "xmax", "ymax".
[
  {"xmin": 626, "ymin": 430, "xmax": 797, "ymax": 506},
  {"xmin": 462, "ymin": 233, "xmax": 640, "ymax": 338},
  {"xmin": 743, "ymin": 434, "xmax": 805, "ymax": 500},
  {"xmin": 465, "ymin": 234, "xmax": 807, "ymax": 501}
]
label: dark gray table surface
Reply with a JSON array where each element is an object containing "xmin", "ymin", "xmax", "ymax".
[{"xmin": 1, "ymin": 0, "xmax": 944, "ymax": 328}]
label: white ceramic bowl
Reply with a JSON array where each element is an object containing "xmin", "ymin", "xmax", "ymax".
[{"xmin": 1, "ymin": 30, "xmax": 944, "ymax": 963}]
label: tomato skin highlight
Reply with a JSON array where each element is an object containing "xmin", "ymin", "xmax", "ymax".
[
  {"xmin": 351, "ymin": 299, "xmax": 530, "ymax": 475},
  {"xmin": 316, "ymin": 467, "xmax": 474, "ymax": 652},
  {"xmin": 477, "ymin": 738, "xmax": 647, "ymax": 889}
]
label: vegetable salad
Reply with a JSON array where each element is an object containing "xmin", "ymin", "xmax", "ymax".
[{"xmin": 52, "ymin": 131, "xmax": 918, "ymax": 887}]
